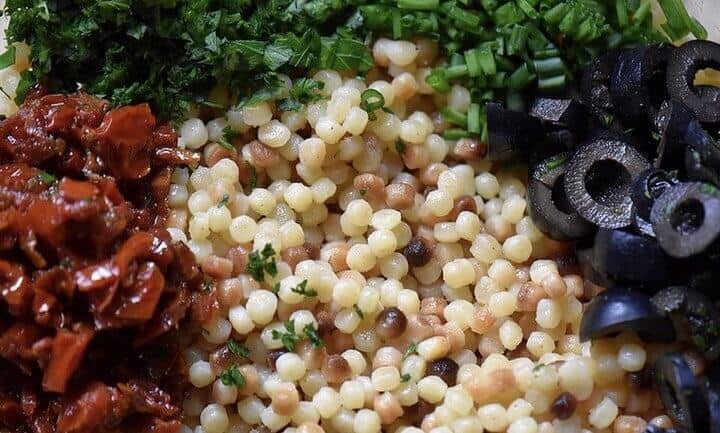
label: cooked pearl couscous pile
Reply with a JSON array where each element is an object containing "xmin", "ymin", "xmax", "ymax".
[{"xmin": 167, "ymin": 38, "xmax": 674, "ymax": 433}]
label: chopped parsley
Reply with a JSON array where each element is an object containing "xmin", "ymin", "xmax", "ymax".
[
  {"xmin": 200, "ymin": 279, "xmax": 214, "ymax": 293},
  {"xmin": 217, "ymin": 194, "xmax": 230, "ymax": 207},
  {"xmin": 278, "ymin": 78, "xmax": 325, "ymax": 112},
  {"xmin": 303, "ymin": 323, "xmax": 325, "ymax": 349},
  {"xmin": 58, "ymin": 257, "xmax": 73, "ymax": 270},
  {"xmin": 220, "ymin": 364, "xmax": 246, "ymax": 387},
  {"xmin": 400, "ymin": 373, "xmax": 412, "ymax": 383},
  {"xmin": 217, "ymin": 126, "xmax": 236, "ymax": 151},
  {"xmin": 353, "ymin": 304, "xmax": 365, "ymax": 319},
  {"xmin": 36, "ymin": 170, "xmax": 57, "ymax": 185},
  {"xmin": 402, "ymin": 342, "xmax": 418, "ymax": 360},
  {"xmin": 272, "ymin": 320, "xmax": 302, "ymax": 351},
  {"xmin": 249, "ymin": 164, "xmax": 258, "ymax": 190},
  {"xmin": 227, "ymin": 339, "xmax": 251, "ymax": 358},
  {"xmin": 290, "ymin": 279, "xmax": 318, "ymax": 297},
  {"xmin": 395, "ymin": 139, "xmax": 406, "ymax": 155},
  {"xmin": 246, "ymin": 243, "xmax": 278, "ymax": 282}
]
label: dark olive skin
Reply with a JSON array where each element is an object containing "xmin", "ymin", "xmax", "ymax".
[
  {"xmin": 666, "ymin": 40, "xmax": 720, "ymax": 123},
  {"xmin": 579, "ymin": 288, "xmax": 675, "ymax": 342},
  {"xmin": 486, "ymin": 102, "xmax": 543, "ymax": 162},
  {"xmin": 654, "ymin": 353, "xmax": 710, "ymax": 433}
]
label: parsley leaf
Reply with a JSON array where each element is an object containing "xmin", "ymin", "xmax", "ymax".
[
  {"xmin": 217, "ymin": 126, "xmax": 236, "ymax": 151},
  {"xmin": 353, "ymin": 304, "xmax": 365, "ymax": 319},
  {"xmin": 220, "ymin": 364, "xmax": 246, "ymax": 387},
  {"xmin": 227, "ymin": 339, "xmax": 251, "ymax": 358},
  {"xmin": 272, "ymin": 320, "xmax": 302, "ymax": 351},
  {"xmin": 0, "ymin": 45, "xmax": 16, "ymax": 70},
  {"xmin": 400, "ymin": 373, "xmax": 411, "ymax": 383},
  {"xmin": 217, "ymin": 194, "xmax": 230, "ymax": 207},
  {"xmin": 402, "ymin": 342, "xmax": 418, "ymax": 360},
  {"xmin": 303, "ymin": 323, "xmax": 325, "ymax": 349},
  {"xmin": 278, "ymin": 78, "xmax": 325, "ymax": 112},
  {"xmin": 36, "ymin": 170, "xmax": 57, "ymax": 185},
  {"xmin": 395, "ymin": 139, "xmax": 406, "ymax": 155},
  {"xmin": 246, "ymin": 243, "xmax": 278, "ymax": 282},
  {"xmin": 249, "ymin": 164, "xmax": 258, "ymax": 190},
  {"xmin": 290, "ymin": 280, "xmax": 318, "ymax": 297}
]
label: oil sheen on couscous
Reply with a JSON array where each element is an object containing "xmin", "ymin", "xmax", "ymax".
[{"xmin": 167, "ymin": 38, "xmax": 672, "ymax": 433}]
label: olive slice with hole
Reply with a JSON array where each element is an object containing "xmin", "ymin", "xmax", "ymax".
[
  {"xmin": 654, "ymin": 352, "xmax": 710, "ymax": 433},
  {"xmin": 579, "ymin": 288, "xmax": 675, "ymax": 342},
  {"xmin": 654, "ymin": 100, "xmax": 698, "ymax": 169},
  {"xmin": 591, "ymin": 229, "xmax": 680, "ymax": 285},
  {"xmin": 666, "ymin": 40, "xmax": 720, "ymax": 124},
  {"xmin": 610, "ymin": 44, "xmax": 673, "ymax": 123},
  {"xmin": 529, "ymin": 98, "xmax": 587, "ymax": 133},
  {"xmin": 564, "ymin": 133, "xmax": 650, "ymax": 228},
  {"xmin": 527, "ymin": 153, "xmax": 594, "ymax": 240},
  {"xmin": 630, "ymin": 168, "xmax": 679, "ymax": 236},
  {"xmin": 651, "ymin": 286, "xmax": 720, "ymax": 361},
  {"xmin": 650, "ymin": 182, "xmax": 720, "ymax": 258}
]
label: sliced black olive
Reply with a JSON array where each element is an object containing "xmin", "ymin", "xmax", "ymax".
[
  {"xmin": 564, "ymin": 133, "xmax": 650, "ymax": 228},
  {"xmin": 575, "ymin": 239, "xmax": 613, "ymax": 287},
  {"xmin": 642, "ymin": 427, "xmax": 680, "ymax": 433},
  {"xmin": 654, "ymin": 100, "xmax": 697, "ymax": 169},
  {"xmin": 651, "ymin": 286, "xmax": 720, "ymax": 361},
  {"xmin": 630, "ymin": 168, "xmax": 679, "ymax": 236},
  {"xmin": 545, "ymin": 129, "xmax": 580, "ymax": 152},
  {"xmin": 591, "ymin": 229, "xmax": 680, "ymax": 285},
  {"xmin": 581, "ymin": 50, "xmax": 623, "ymax": 122},
  {"xmin": 707, "ymin": 367, "xmax": 720, "ymax": 433},
  {"xmin": 654, "ymin": 352, "xmax": 710, "ymax": 433},
  {"xmin": 610, "ymin": 44, "xmax": 673, "ymax": 122},
  {"xmin": 486, "ymin": 102, "xmax": 543, "ymax": 162},
  {"xmin": 685, "ymin": 145, "xmax": 720, "ymax": 186},
  {"xmin": 666, "ymin": 40, "xmax": 720, "ymax": 123},
  {"xmin": 529, "ymin": 98, "xmax": 587, "ymax": 134},
  {"xmin": 527, "ymin": 153, "xmax": 594, "ymax": 240},
  {"xmin": 650, "ymin": 182, "xmax": 720, "ymax": 258},
  {"xmin": 579, "ymin": 288, "xmax": 675, "ymax": 342}
]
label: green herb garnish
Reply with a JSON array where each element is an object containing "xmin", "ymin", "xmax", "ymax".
[
  {"xmin": 247, "ymin": 243, "xmax": 277, "ymax": 282},
  {"xmin": 279, "ymin": 78, "xmax": 325, "ymax": 112},
  {"xmin": 220, "ymin": 364, "xmax": 246, "ymax": 387},
  {"xmin": 201, "ymin": 279, "xmax": 214, "ymax": 293},
  {"xmin": 249, "ymin": 164, "xmax": 258, "ymax": 190},
  {"xmin": 290, "ymin": 279, "xmax": 318, "ymax": 297},
  {"xmin": 227, "ymin": 339, "xmax": 251, "ymax": 358},
  {"xmin": 303, "ymin": 323, "xmax": 325, "ymax": 348},
  {"xmin": 402, "ymin": 342, "xmax": 418, "ymax": 360},
  {"xmin": 400, "ymin": 373, "xmax": 412, "ymax": 383},
  {"xmin": 217, "ymin": 194, "xmax": 230, "ymax": 207},
  {"xmin": 353, "ymin": 304, "xmax": 365, "ymax": 319},
  {"xmin": 360, "ymin": 88, "xmax": 386, "ymax": 121},
  {"xmin": 395, "ymin": 139, "xmax": 406, "ymax": 155},
  {"xmin": 272, "ymin": 320, "xmax": 302, "ymax": 351},
  {"xmin": 36, "ymin": 170, "xmax": 57, "ymax": 185},
  {"xmin": 217, "ymin": 126, "xmax": 236, "ymax": 151}
]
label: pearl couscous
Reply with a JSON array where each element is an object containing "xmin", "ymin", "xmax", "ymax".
[{"xmin": 168, "ymin": 38, "xmax": 671, "ymax": 433}]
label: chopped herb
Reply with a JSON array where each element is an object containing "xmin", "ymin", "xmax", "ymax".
[
  {"xmin": 303, "ymin": 323, "xmax": 325, "ymax": 348},
  {"xmin": 227, "ymin": 339, "xmax": 251, "ymax": 358},
  {"xmin": 402, "ymin": 342, "xmax": 418, "ymax": 360},
  {"xmin": 246, "ymin": 243, "xmax": 277, "ymax": 282},
  {"xmin": 400, "ymin": 373, "xmax": 412, "ymax": 383},
  {"xmin": 217, "ymin": 194, "xmax": 230, "ymax": 207},
  {"xmin": 58, "ymin": 257, "xmax": 73, "ymax": 270},
  {"xmin": 272, "ymin": 320, "xmax": 302, "ymax": 351},
  {"xmin": 0, "ymin": 45, "xmax": 15, "ymax": 70},
  {"xmin": 220, "ymin": 364, "xmax": 246, "ymax": 387},
  {"xmin": 36, "ymin": 170, "xmax": 57, "ymax": 185},
  {"xmin": 249, "ymin": 165, "xmax": 258, "ymax": 190},
  {"xmin": 272, "ymin": 282, "xmax": 280, "ymax": 294},
  {"xmin": 691, "ymin": 334, "xmax": 707, "ymax": 350},
  {"xmin": 217, "ymin": 126, "xmax": 236, "ymax": 151},
  {"xmin": 532, "ymin": 363, "xmax": 547, "ymax": 374},
  {"xmin": 358, "ymin": 188, "xmax": 367, "ymax": 197},
  {"xmin": 360, "ymin": 88, "xmax": 386, "ymax": 121},
  {"xmin": 279, "ymin": 78, "xmax": 325, "ymax": 112},
  {"xmin": 200, "ymin": 280, "xmax": 214, "ymax": 293},
  {"xmin": 290, "ymin": 280, "xmax": 318, "ymax": 297},
  {"xmin": 395, "ymin": 139, "xmax": 406, "ymax": 155},
  {"xmin": 353, "ymin": 304, "xmax": 365, "ymax": 319}
]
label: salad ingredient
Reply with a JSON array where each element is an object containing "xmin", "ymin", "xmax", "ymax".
[
  {"xmin": 581, "ymin": 50, "xmax": 623, "ymax": 121},
  {"xmin": 0, "ymin": 91, "xmax": 211, "ymax": 433},
  {"xmin": 591, "ymin": 228, "xmax": 678, "ymax": 284},
  {"xmin": 527, "ymin": 153, "xmax": 594, "ymax": 240},
  {"xmin": 666, "ymin": 40, "xmax": 720, "ymax": 123},
  {"xmin": 610, "ymin": 44, "xmax": 673, "ymax": 122},
  {"xmin": 563, "ymin": 134, "xmax": 650, "ymax": 228},
  {"xmin": 650, "ymin": 182, "xmax": 720, "ymax": 258},
  {"xmin": 654, "ymin": 353, "xmax": 710, "ymax": 433},
  {"xmin": 630, "ymin": 168, "xmax": 679, "ymax": 236},
  {"xmin": 579, "ymin": 288, "xmax": 674, "ymax": 342},
  {"xmin": 485, "ymin": 102, "xmax": 542, "ymax": 162}
]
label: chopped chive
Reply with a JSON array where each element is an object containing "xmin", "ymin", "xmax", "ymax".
[
  {"xmin": 449, "ymin": 52, "xmax": 465, "ymax": 67},
  {"xmin": 445, "ymin": 64, "xmax": 469, "ymax": 79},
  {"xmin": 478, "ymin": 48, "xmax": 496, "ymax": 76},
  {"xmin": 440, "ymin": 107, "xmax": 468, "ymax": 128},
  {"xmin": 467, "ymin": 103, "xmax": 481, "ymax": 134},
  {"xmin": 509, "ymin": 63, "xmax": 536, "ymax": 90},
  {"xmin": 447, "ymin": 5, "xmax": 482, "ymax": 29},
  {"xmin": 426, "ymin": 69, "xmax": 451, "ymax": 93},
  {"xmin": 392, "ymin": 9, "xmax": 402, "ymax": 39},
  {"xmin": 443, "ymin": 128, "xmax": 471, "ymax": 140},
  {"xmin": 495, "ymin": 56, "xmax": 515, "ymax": 73},
  {"xmin": 516, "ymin": 0, "xmax": 539, "ymax": 19},
  {"xmin": 533, "ymin": 57, "xmax": 565, "ymax": 79},
  {"xmin": 464, "ymin": 49, "xmax": 482, "ymax": 77},
  {"xmin": 538, "ymin": 75, "xmax": 566, "ymax": 91},
  {"xmin": 360, "ymin": 88, "xmax": 386, "ymax": 120},
  {"xmin": 507, "ymin": 25, "xmax": 529, "ymax": 55},
  {"xmin": 616, "ymin": 0, "xmax": 629, "ymax": 28},
  {"xmin": 632, "ymin": 0, "xmax": 652, "ymax": 24},
  {"xmin": 397, "ymin": 0, "xmax": 439, "ymax": 11}
]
